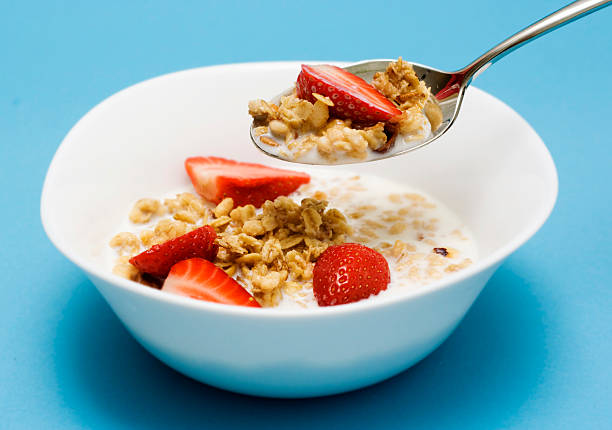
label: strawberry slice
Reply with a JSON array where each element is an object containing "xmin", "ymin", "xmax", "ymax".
[
  {"xmin": 296, "ymin": 64, "xmax": 402, "ymax": 124},
  {"xmin": 129, "ymin": 225, "xmax": 218, "ymax": 279},
  {"xmin": 185, "ymin": 156, "xmax": 310, "ymax": 208},
  {"xmin": 162, "ymin": 258, "xmax": 261, "ymax": 307},
  {"xmin": 313, "ymin": 243, "xmax": 390, "ymax": 306}
]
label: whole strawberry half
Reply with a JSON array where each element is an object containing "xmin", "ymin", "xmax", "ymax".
[
  {"xmin": 129, "ymin": 225, "xmax": 218, "ymax": 279},
  {"xmin": 162, "ymin": 258, "xmax": 261, "ymax": 307},
  {"xmin": 313, "ymin": 243, "xmax": 390, "ymax": 307},
  {"xmin": 185, "ymin": 156, "xmax": 310, "ymax": 208},
  {"xmin": 296, "ymin": 64, "xmax": 402, "ymax": 124}
]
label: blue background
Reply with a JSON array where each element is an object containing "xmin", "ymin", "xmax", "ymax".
[{"xmin": 1, "ymin": 0, "xmax": 611, "ymax": 428}]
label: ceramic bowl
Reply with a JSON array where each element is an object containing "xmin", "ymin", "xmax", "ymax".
[{"xmin": 41, "ymin": 62, "xmax": 557, "ymax": 398}]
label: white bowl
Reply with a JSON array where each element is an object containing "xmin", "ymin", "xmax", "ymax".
[{"xmin": 41, "ymin": 62, "xmax": 557, "ymax": 398}]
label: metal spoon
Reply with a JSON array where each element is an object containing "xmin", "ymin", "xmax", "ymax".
[{"xmin": 251, "ymin": 0, "xmax": 611, "ymax": 165}]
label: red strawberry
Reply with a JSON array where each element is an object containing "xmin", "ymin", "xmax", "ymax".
[
  {"xmin": 129, "ymin": 225, "xmax": 218, "ymax": 278},
  {"xmin": 162, "ymin": 258, "xmax": 261, "ymax": 307},
  {"xmin": 313, "ymin": 243, "xmax": 390, "ymax": 307},
  {"xmin": 296, "ymin": 64, "xmax": 402, "ymax": 124},
  {"xmin": 185, "ymin": 156, "xmax": 310, "ymax": 208}
]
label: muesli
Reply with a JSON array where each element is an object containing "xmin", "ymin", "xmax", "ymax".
[
  {"xmin": 109, "ymin": 157, "xmax": 476, "ymax": 308},
  {"xmin": 249, "ymin": 58, "xmax": 443, "ymax": 163}
]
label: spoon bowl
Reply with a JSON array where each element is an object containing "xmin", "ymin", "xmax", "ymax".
[
  {"xmin": 251, "ymin": 0, "xmax": 610, "ymax": 165},
  {"xmin": 250, "ymin": 59, "xmax": 464, "ymax": 164}
]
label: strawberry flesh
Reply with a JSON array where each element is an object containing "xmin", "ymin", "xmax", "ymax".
[
  {"xmin": 296, "ymin": 64, "xmax": 402, "ymax": 124},
  {"xmin": 185, "ymin": 156, "xmax": 310, "ymax": 208},
  {"xmin": 313, "ymin": 243, "xmax": 390, "ymax": 306},
  {"xmin": 129, "ymin": 225, "xmax": 218, "ymax": 279},
  {"xmin": 162, "ymin": 258, "xmax": 261, "ymax": 307}
]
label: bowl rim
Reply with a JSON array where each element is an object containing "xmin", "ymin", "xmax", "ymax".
[{"xmin": 40, "ymin": 61, "xmax": 559, "ymax": 319}]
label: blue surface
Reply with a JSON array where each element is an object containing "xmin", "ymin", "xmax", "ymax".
[{"xmin": 1, "ymin": 0, "xmax": 611, "ymax": 428}]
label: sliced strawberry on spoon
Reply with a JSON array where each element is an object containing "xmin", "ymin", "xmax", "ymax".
[
  {"xmin": 129, "ymin": 225, "xmax": 218, "ymax": 279},
  {"xmin": 162, "ymin": 258, "xmax": 261, "ymax": 307},
  {"xmin": 296, "ymin": 64, "xmax": 402, "ymax": 124},
  {"xmin": 185, "ymin": 156, "xmax": 310, "ymax": 208}
]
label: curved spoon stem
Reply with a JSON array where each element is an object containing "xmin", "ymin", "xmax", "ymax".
[{"xmin": 460, "ymin": 0, "xmax": 612, "ymax": 84}]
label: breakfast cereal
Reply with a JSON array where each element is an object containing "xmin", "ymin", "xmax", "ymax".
[
  {"xmin": 249, "ymin": 58, "xmax": 443, "ymax": 163},
  {"xmin": 109, "ymin": 168, "xmax": 477, "ymax": 309}
]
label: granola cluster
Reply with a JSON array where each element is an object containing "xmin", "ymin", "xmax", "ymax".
[
  {"xmin": 372, "ymin": 57, "xmax": 429, "ymax": 111},
  {"xmin": 250, "ymin": 94, "xmax": 388, "ymax": 161},
  {"xmin": 109, "ymin": 191, "xmax": 351, "ymax": 307},
  {"xmin": 371, "ymin": 57, "xmax": 443, "ymax": 135},
  {"xmin": 214, "ymin": 196, "xmax": 351, "ymax": 307},
  {"xmin": 249, "ymin": 58, "xmax": 443, "ymax": 161}
]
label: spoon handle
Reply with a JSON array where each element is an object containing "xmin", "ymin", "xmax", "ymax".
[{"xmin": 460, "ymin": 0, "xmax": 611, "ymax": 84}]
